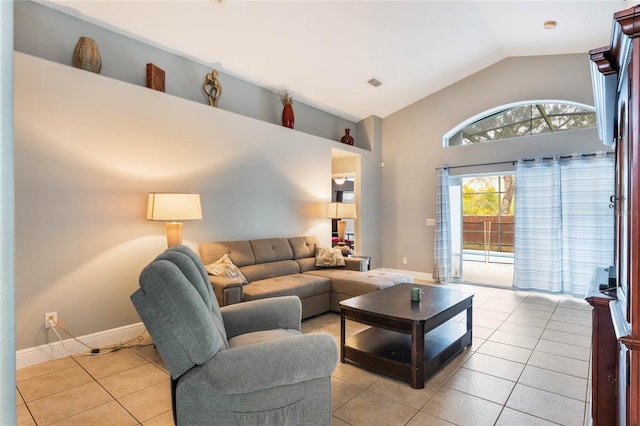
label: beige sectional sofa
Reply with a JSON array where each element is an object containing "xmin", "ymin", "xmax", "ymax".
[{"xmin": 198, "ymin": 236, "xmax": 413, "ymax": 319}]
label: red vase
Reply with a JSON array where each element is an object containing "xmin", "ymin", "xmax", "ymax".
[
  {"xmin": 340, "ymin": 128, "xmax": 354, "ymax": 145},
  {"xmin": 282, "ymin": 104, "xmax": 294, "ymax": 129}
]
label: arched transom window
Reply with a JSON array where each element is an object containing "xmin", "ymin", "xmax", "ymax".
[{"xmin": 443, "ymin": 101, "xmax": 597, "ymax": 147}]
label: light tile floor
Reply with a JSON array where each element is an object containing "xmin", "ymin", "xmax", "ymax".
[{"xmin": 17, "ymin": 282, "xmax": 593, "ymax": 425}]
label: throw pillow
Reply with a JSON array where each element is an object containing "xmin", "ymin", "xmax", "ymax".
[
  {"xmin": 315, "ymin": 246, "xmax": 346, "ymax": 267},
  {"xmin": 205, "ymin": 254, "xmax": 248, "ymax": 284}
]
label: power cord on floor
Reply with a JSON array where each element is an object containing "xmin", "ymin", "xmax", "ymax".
[{"xmin": 47, "ymin": 317, "xmax": 152, "ymax": 356}]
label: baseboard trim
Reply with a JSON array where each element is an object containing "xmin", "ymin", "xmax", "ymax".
[
  {"xmin": 16, "ymin": 322, "xmax": 147, "ymax": 369},
  {"xmin": 376, "ymin": 268, "xmax": 434, "ymax": 283}
]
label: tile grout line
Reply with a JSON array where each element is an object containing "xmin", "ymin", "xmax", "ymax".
[
  {"xmin": 464, "ymin": 294, "xmax": 589, "ymax": 424},
  {"xmin": 70, "ymin": 351, "xmax": 153, "ymax": 425},
  {"xmin": 19, "ymin": 355, "xmax": 89, "ymax": 426}
]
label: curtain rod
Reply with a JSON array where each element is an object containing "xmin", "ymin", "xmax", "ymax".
[
  {"xmin": 521, "ymin": 151, "xmax": 614, "ymax": 162},
  {"xmin": 438, "ymin": 151, "xmax": 613, "ymax": 170},
  {"xmin": 439, "ymin": 160, "xmax": 515, "ymax": 170}
]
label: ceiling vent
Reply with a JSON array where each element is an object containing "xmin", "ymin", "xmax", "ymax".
[{"xmin": 367, "ymin": 78, "xmax": 383, "ymax": 87}]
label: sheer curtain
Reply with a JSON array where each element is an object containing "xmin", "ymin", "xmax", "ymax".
[
  {"xmin": 513, "ymin": 153, "xmax": 614, "ymax": 296},
  {"xmin": 433, "ymin": 168, "xmax": 451, "ymax": 282}
]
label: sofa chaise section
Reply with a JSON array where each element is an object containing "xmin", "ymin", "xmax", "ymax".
[{"xmin": 304, "ymin": 268, "xmax": 412, "ymax": 312}]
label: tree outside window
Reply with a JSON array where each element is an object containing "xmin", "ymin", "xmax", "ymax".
[{"xmin": 446, "ymin": 102, "xmax": 596, "ymax": 146}]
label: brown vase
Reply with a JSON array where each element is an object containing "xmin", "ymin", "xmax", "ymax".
[
  {"xmin": 72, "ymin": 37, "xmax": 102, "ymax": 74},
  {"xmin": 282, "ymin": 104, "xmax": 294, "ymax": 129},
  {"xmin": 340, "ymin": 129, "xmax": 354, "ymax": 145}
]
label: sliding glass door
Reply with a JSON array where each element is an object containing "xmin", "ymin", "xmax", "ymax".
[
  {"xmin": 449, "ymin": 177, "xmax": 463, "ymax": 281},
  {"xmin": 449, "ymin": 173, "xmax": 515, "ymax": 287}
]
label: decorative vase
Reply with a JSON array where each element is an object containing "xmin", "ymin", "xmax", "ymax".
[
  {"xmin": 281, "ymin": 90, "xmax": 294, "ymax": 129},
  {"xmin": 282, "ymin": 104, "xmax": 294, "ymax": 129},
  {"xmin": 340, "ymin": 129, "xmax": 354, "ymax": 145},
  {"xmin": 72, "ymin": 37, "xmax": 102, "ymax": 74}
]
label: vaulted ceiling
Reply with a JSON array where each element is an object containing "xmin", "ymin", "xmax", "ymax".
[{"xmin": 41, "ymin": 0, "xmax": 638, "ymax": 121}]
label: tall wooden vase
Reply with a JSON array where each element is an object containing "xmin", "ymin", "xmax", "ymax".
[
  {"xmin": 282, "ymin": 104, "xmax": 294, "ymax": 129},
  {"xmin": 340, "ymin": 128, "xmax": 354, "ymax": 145},
  {"xmin": 72, "ymin": 37, "xmax": 102, "ymax": 74}
]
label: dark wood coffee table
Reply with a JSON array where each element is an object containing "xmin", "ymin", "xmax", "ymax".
[{"xmin": 340, "ymin": 283, "xmax": 473, "ymax": 389}]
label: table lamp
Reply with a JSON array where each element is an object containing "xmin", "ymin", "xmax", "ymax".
[
  {"xmin": 147, "ymin": 193, "xmax": 202, "ymax": 247},
  {"xmin": 327, "ymin": 202, "xmax": 357, "ymax": 254}
]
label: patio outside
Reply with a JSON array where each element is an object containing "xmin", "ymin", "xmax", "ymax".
[
  {"xmin": 462, "ymin": 249, "xmax": 514, "ymax": 287},
  {"xmin": 459, "ymin": 175, "xmax": 515, "ymax": 287}
]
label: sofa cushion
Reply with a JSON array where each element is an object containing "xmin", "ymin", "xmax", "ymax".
[
  {"xmin": 305, "ymin": 269, "xmax": 413, "ymax": 297},
  {"xmin": 157, "ymin": 248, "xmax": 229, "ymax": 349},
  {"xmin": 240, "ymin": 260, "xmax": 300, "ymax": 283},
  {"xmin": 250, "ymin": 238, "xmax": 294, "ymax": 263},
  {"xmin": 205, "ymin": 254, "xmax": 248, "ymax": 284},
  {"xmin": 296, "ymin": 257, "xmax": 317, "ymax": 273},
  {"xmin": 243, "ymin": 274, "xmax": 331, "ymax": 301},
  {"xmin": 288, "ymin": 236, "xmax": 319, "ymax": 259},
  {"xmin": 199, "ymin": 240, "xmax": 255, "ymax": 267},
  {"xmin": 228, "ymin": 329, "xmax": 302, "ymax": 348},
  {"xmin": 315, "ymin": 246, "xmax": 345, "ymax": 267}
]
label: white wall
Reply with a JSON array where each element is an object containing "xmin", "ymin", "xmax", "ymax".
[
  {"xmin": 357, "ymin": 116, "xmax": 383, "ymax": 267},
  {"xmin": 14, "ymin": 52, "xmax": 341, "ymax": 351},
  {"xmin": 0, "ymin": 0, "xmax": 16, "ymax": 421},
  {"xmin": 381, "ymin": 54, "xmax": 608, "ymax": 274}
]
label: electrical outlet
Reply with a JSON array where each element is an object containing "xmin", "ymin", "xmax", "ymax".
[
  {"xmin": 426, "ymin": 218, "xmax": 436, "ymax": 226},
  {"xmin": 402, "ymin": 257, "xmax": 408, "ymax": 265},
  {"xmin": 44, "ymin": 312, "xmax": 57, "ymax": 329}
]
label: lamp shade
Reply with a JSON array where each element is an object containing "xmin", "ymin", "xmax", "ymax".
[
  {"xmin": 146, "ymin": 193, "xmax": 203, "ymax": 221},
  {"xmin": 327, "ymin": 202, "xmax": 357, "ymax": 219}
]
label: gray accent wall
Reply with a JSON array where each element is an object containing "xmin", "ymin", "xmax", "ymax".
[
  {"xmin": 1, "ymin": 0, "xmax": 16, "ymax": 421},
  {"xmin": 382, "ymin": 54, "xmax": 609, "ymax": 275},
  {"xmin": 12, "ymin": 0, "xmax": 379, "ymax": 352},
  {"xmin": 14, "ymin": 51, "xmax": 345, "ymax": 350}
]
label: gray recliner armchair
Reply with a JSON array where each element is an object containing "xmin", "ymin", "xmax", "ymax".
[{"xmin": 131, "ymin": 245, "xmax": 338, "ymax": 425}]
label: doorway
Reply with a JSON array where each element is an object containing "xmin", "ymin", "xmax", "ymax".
[
  {"xmin": 450, "ymin": 173, "xmax": 515, "ymax": 287},
  {"xmin": 331, "ymin": 147, "xmax": 360, "ymax": 254},
  {"xmin": 331, "ymin": 175, "xmax": 356, "ymax": 251}
]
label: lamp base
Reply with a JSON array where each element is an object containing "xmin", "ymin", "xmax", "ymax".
[
  {"xmin": 165, "ymin": 222, "xmax": 183, "ymax": 247},
  {"xmin": 337, "ymin": 220, "xmax": 347, "ymax": 242},
  {"xmin": 335, "ymin": 241, "xmax": 352, "ymax": 256}
]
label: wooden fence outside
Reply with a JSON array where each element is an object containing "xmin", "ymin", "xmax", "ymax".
[{"xmin": 463, "ymin": 215, "xmax": 514, "ymax": 253}]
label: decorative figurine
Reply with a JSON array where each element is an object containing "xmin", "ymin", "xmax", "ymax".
[
  {"xmin": 281, "ymin": 90, "xmax": 294, "ymax": 129},
  {"xmin": 203, "ymin": 69, "xmax": 222, "ymax": 107}
]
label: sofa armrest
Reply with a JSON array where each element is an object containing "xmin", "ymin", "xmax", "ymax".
[
  {"xmin": 344, "ymin": 257, "xmax": 368, "ymax": 272},
  {"xmin": 182, "ymin": 332, "xmax": 337, "ymax": 394},
  {"xmin": 208, "ymin": 276, "xmax": 243, "ymax": 306},
  {"xmin": 220, "ymin": 296, "xmax": 302, "ymax": 338}
]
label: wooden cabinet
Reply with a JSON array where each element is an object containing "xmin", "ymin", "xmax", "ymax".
[
  {"xmin": 590, "ymin": 6, "xmax": 640, "ymax": 426},
  {"xmin": 586, "ymin": 277, "xmax": 618, "ymax": 426}
]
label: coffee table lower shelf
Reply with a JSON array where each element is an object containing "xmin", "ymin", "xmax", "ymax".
[{"xmin": 342, "ymin": 321, "xmax": 471, "ymax": 387}]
